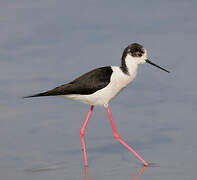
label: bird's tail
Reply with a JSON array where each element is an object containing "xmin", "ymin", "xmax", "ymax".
[{"xmin": 23, "ymin": 91, "xmax": 52, "ymax": 98}]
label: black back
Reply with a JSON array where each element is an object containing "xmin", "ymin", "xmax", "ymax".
[{"xmin": 25, "ymin": 66, "xmax": 113, "ymax": 97}]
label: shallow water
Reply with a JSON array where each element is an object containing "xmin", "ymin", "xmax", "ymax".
[{"xmin": 0, "ymin": 0, "xmax": 197, "ymax": 179}]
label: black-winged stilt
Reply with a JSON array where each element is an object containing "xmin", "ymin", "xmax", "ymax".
[{"xmin": 25, "ymin": 43, "xmax": 170, "ymax": 166}]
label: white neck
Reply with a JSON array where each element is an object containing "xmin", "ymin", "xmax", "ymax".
[{"xmin": 124, "ymin": 55, "xmax": 139, "ymax": 76}]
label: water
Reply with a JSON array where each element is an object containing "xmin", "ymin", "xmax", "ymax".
[{"xmin": 0, "ymin": 0, "xmax": 197, "ymax": 179}]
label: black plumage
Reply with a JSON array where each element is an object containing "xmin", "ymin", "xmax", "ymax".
[{"xmin": 24, "ymin": 66, "xmax": 113, "ymax": 98}]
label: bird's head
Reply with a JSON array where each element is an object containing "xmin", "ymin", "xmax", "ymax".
[{"xmin": 121, "ymin": 43, "xmax": 170, "ymax": 73}]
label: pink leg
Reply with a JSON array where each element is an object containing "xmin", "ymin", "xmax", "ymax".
[
  {"xmin": 80, "ymin": 105, "xmax": 94, "ymax": 167},
  {"xmin": 106, "ymin": 104, "xmax": 148, "ymax": 166},
  {"xmin": 134, "ymin": 166, "xmax": 147, "ymax": 180}
]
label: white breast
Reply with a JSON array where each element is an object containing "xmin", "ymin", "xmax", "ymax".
[{"xmin": 61, "ymin": 66, "xmax": 137, "ymax": 106}]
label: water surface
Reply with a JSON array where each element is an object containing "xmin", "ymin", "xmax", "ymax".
[{"xmin": 0, "ymin": 0, "xmax": 197, "ymax": 179}]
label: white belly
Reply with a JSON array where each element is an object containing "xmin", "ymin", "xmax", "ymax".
[{"xmin": 60, "ymin": 66, "xmax": 136, "ymax": 106}]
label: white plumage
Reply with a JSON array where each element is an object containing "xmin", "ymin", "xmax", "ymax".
[{"xmin": 60, "ymin": 53, "xmax": 143, "ymax": 106}]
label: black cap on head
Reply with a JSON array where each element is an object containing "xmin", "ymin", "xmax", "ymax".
[{"xmin": 122, "ymin": 43, "xmax": 145, "ymax": 61}]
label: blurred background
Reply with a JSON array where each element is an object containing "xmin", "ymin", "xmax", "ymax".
[{"xmin": 0, "ymin": 0, "xmax": 197, "ymax": 179}]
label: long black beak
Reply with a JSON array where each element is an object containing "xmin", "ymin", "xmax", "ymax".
[{"xmin": 146, "ymin": 59, "xmax": 170, "ymax": 73}]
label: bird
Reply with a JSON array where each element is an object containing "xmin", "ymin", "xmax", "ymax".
[{"xmin": 24, "ymin": 43, "xmax": 170, "ymax": 167}]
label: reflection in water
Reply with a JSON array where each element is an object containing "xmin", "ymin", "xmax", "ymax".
[
  {"xmin": 24, "ymin": 161, "xmax": 72, "ymax": 172},
  {"xmin": 134, "ymin": 166, "xmax": 147, "ymax": 180},
  {"xmin": 83, "ymin": 165, "xmax": 147, "ymax": 180},
  {"xmin": 25, "ymin": 161, "xmax": 150, "ymax": 179},
  {"xmin": 84, "ymin": 166, "xmax": 87, "ymax": 180}
]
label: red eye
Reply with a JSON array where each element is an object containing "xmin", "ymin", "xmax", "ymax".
[{"xmin": 138, "ymin": 53, "xmax": 142, "ymax": 57}]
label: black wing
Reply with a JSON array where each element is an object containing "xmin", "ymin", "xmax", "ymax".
[{"xmin": 24, "ymin": 66, "xmax": 113, "ymax": 98}]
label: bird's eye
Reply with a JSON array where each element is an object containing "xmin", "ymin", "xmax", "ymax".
[{"xmin": 137, "ymin": 52, "xmax": 142, "ymax": 57}]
